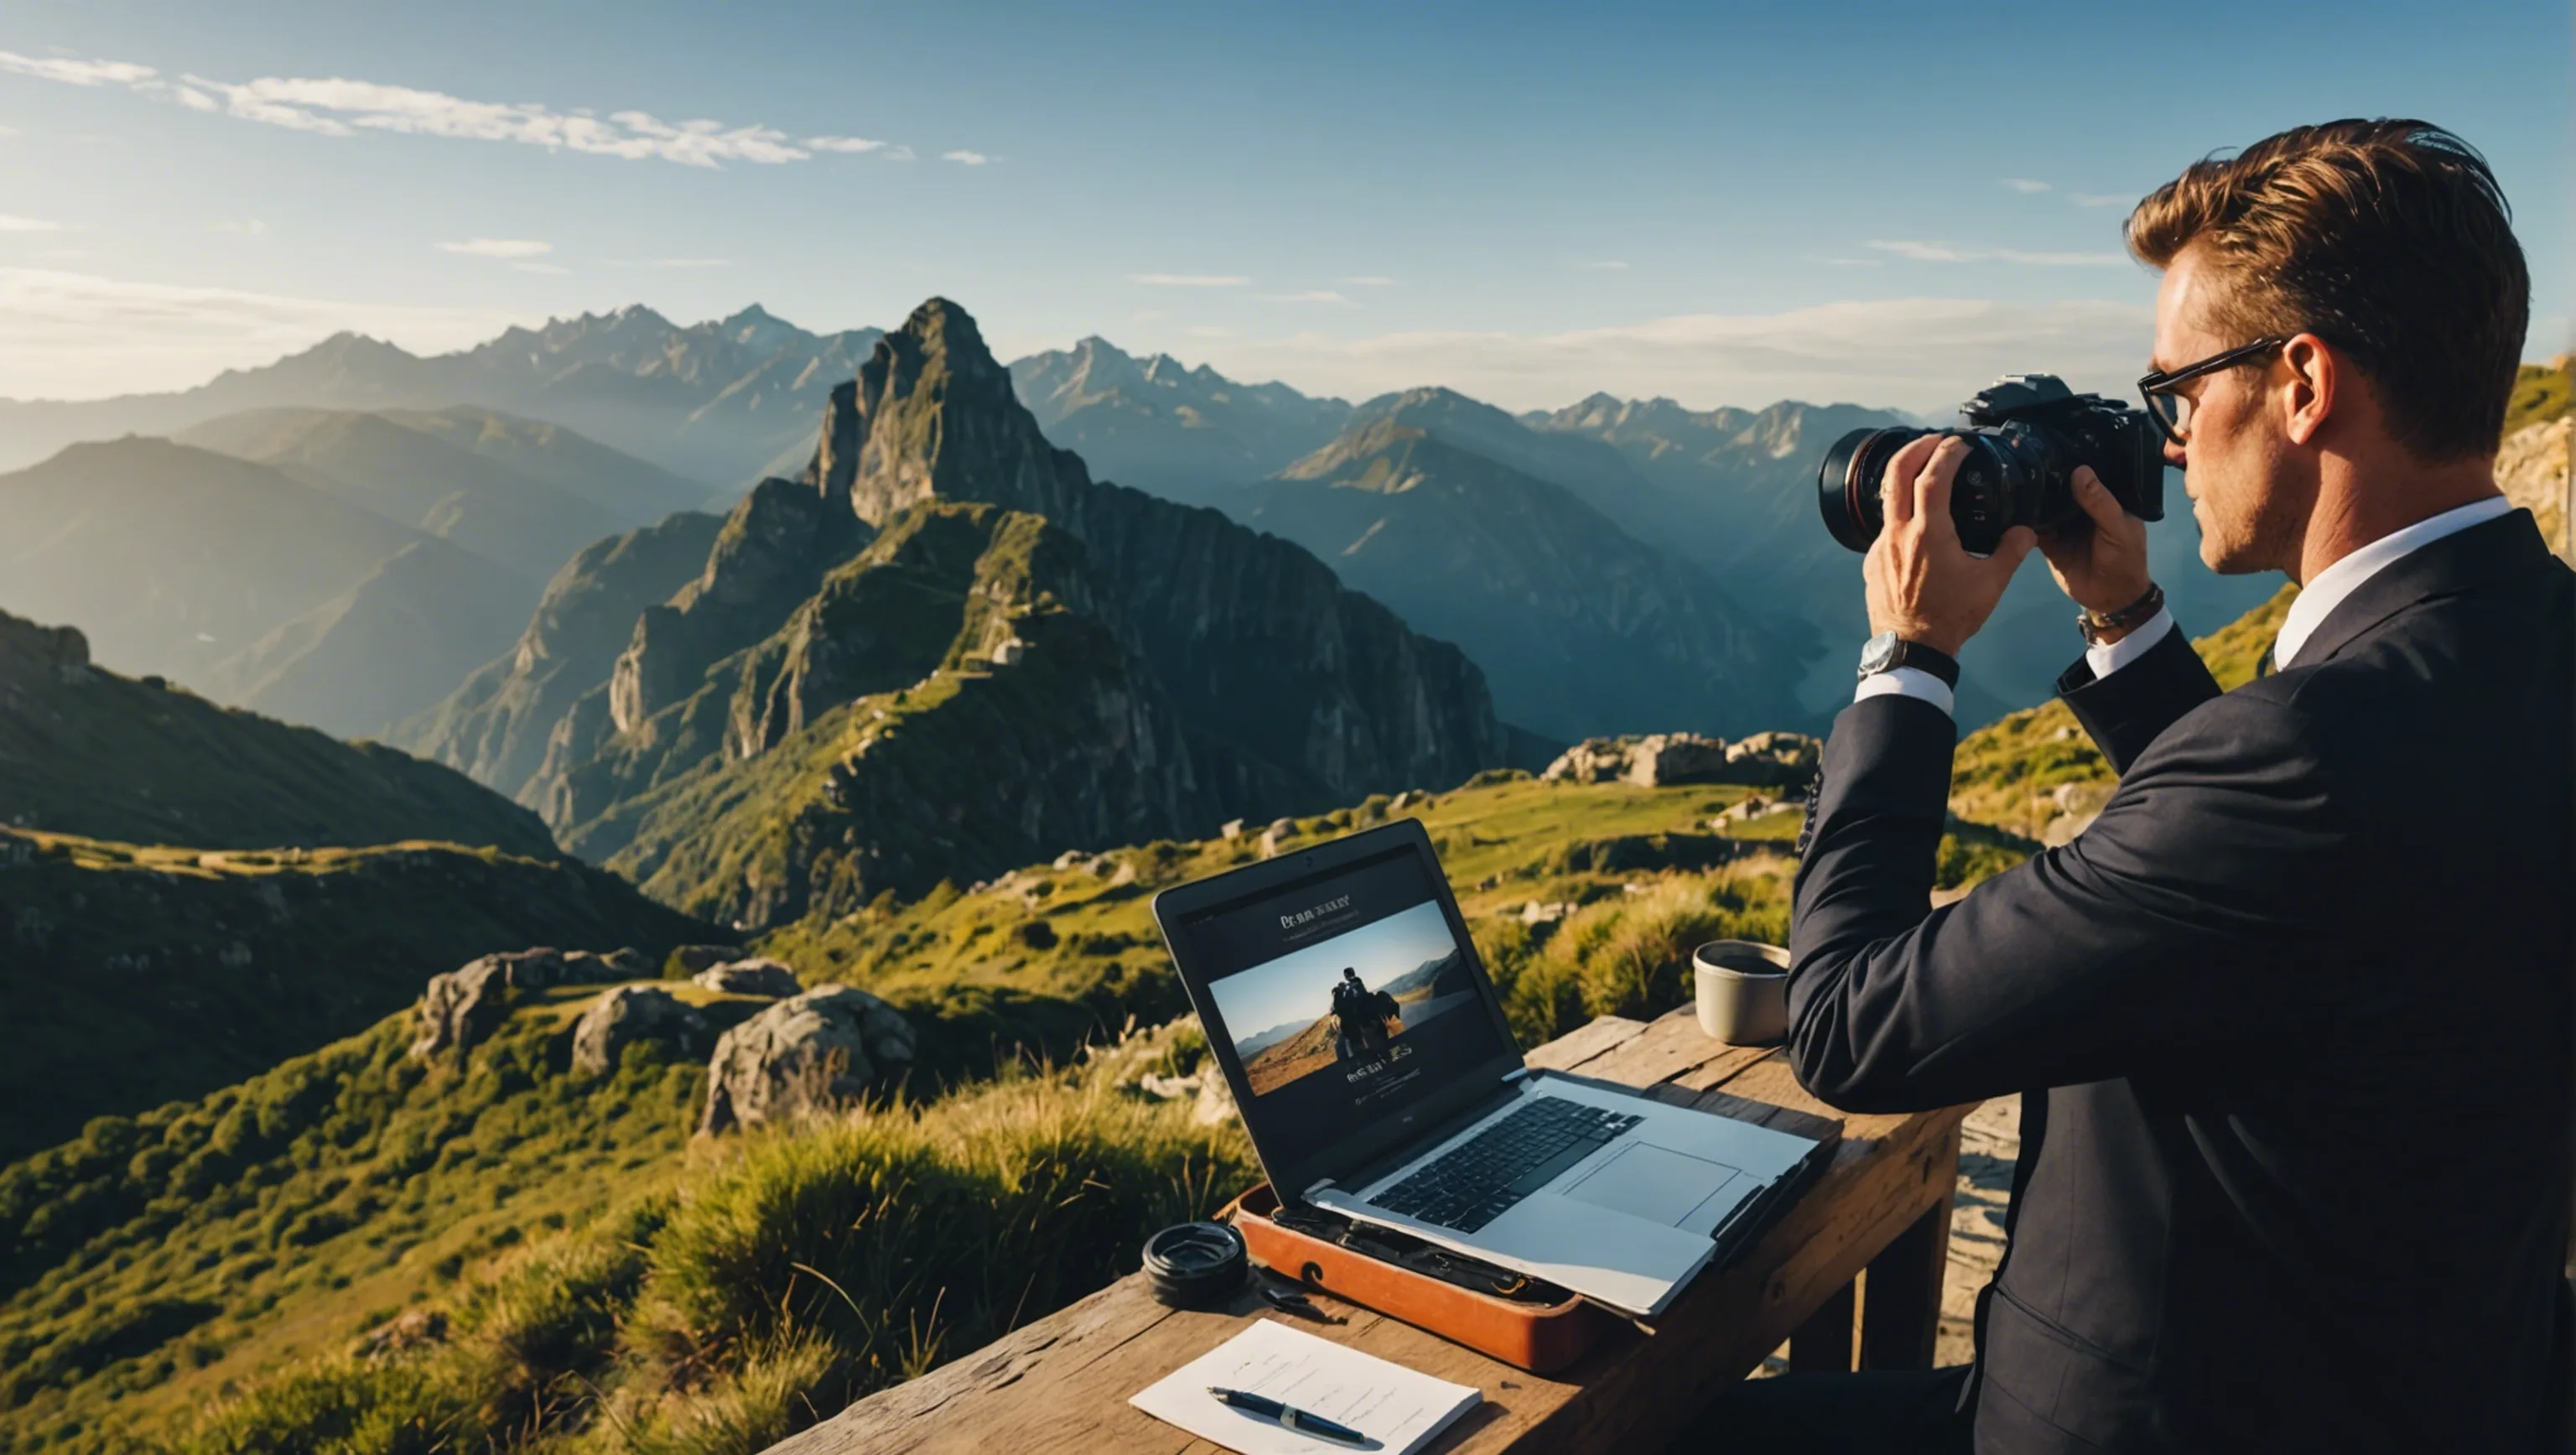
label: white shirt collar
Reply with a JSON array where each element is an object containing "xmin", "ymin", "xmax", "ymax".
[{"xmin": 2272, "ymin": 496, "xmax": 2514, "ymax": 668}]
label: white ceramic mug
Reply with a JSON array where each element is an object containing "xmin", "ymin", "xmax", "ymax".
[{"xmin": 1693, "ymin": 939, "xmax": 1790, "ymax": 1045}]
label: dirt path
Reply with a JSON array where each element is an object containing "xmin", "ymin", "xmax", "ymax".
[{"xmin": 1938, "ymin": 1096, "xmax": 2019, "ymax": 1366}]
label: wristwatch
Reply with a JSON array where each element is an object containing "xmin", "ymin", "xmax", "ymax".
[
  {"xmin": 1857, "ymin": 631, "xmax": 1960, "ymax": 688},
  {"xmin": 2076, "ymin": 582, "xmax": 2164, "ymax": 647}
]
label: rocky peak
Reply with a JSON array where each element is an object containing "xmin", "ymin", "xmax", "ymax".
[{"xmin": 826, "ymin": 297, "xmax": 1083, "ymax": 526}]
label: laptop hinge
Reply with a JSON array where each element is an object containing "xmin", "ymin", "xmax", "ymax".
[
  {"xmin": 1302, "ymin": 1177, "xmax": 1336, "ymax": 1200},
  {"xmin": 1504, "ymin": 1067, "xmax": 1532, "ymax": 1083}
]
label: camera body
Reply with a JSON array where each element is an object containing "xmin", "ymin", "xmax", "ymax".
[{"xmin": 1816, "ymin": 373, "xmax": 2166, "ymax": 555}]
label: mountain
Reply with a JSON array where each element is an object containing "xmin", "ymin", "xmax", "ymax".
[
  {"xmin": 369, "ymin": 405, "xmax": 712, "ymax": 519},
  {"xmin": 0, "ymin": 436, "xmax": 512, "ymax": 678},
  {"xmin": 392, "ymin": 509, "xmax": 730, "ymax": 801},
  {"xmin": 197, "ymin": 540, "xmax": 540, "ymax": 740},
  {"xmin": 1530, "ymin": 394, "xmax": 2284, "ymax": 717},
  {"xmin": 1244, "ymin": 418, "xmax": 1813, "ymax": 740},
  {"xmin": 0, "ymin": 607, "xmax": 559, "ymax": 855},
  {"xmin": 0, "ymin": 826, "xmax": 716, "ymax": 1162},
  {"xmin": 174, "ymin": 408, "xmax": 624, "ymax": 579},
  {"xmin": 1009, "ymin": 336, "xmax": 1353, "ymax": 505},
  {"xmin": 439, "ymin": 296, "xmax": 1503, "ymax": 929},
  {"xmin": 1356, "ymin": 387, "xmax": 1682, "ymax": 543},
  {"xmin": 0, "ymin": 304, "xmax": 886, "ymax": 488}
]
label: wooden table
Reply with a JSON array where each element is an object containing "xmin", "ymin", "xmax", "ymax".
[{"xmin": 773, "ymin": 1006, "xmax": 1971, "ymax": 1455}]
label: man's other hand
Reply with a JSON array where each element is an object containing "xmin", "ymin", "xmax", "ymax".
[
  {"xmin": 2038, "ymin": 466, "xmax": 2153, "ymax": 618},
  {"xmin": 1863, "ymin": 435, "xmax": 2038, "ymax": 657}
]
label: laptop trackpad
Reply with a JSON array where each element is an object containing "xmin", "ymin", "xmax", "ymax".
[{"xmin": 1562, "ymin": 1142, "xmax": 1741, "ymax": 1228}]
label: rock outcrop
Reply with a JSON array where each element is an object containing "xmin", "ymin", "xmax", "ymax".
[
  {"xmin": 572, "ymin": 985, "xmax": 712, "ymax": 1075},
  {"xmin": 393, "ymin": 510, "xmax": 726, "ymax": 803},
  {"xmin": 696, "ymin": 985, "xmax": 917, "ymax": 1135},
  {"xmin": 692, "ymin": 957, "xmax": 802, "ymax": 997},
  {"xmin": 1541, "ymin": 730, "xmax": 1819, "ymax": 788},
  {"xmin": 2498, "ymin": 416, "xmax": 2569, "ymax": 563},
  {"xmin": 410, "ymin": 947, "xmax": 647, "ymax": 1058}
]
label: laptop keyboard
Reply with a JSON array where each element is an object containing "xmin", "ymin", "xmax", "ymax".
[{"xmin": 1367, "ymin": 1095, "xmax": 1644, "ymax": 1233}]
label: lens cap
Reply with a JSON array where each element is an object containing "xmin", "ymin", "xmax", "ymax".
[{"xmin": 1142, "ymin": 1220, "xmax": 1249, "ymax": 1310}]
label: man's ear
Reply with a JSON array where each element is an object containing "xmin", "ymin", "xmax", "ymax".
[{"xmin": 2281, "ymin": 332, "xmax": 2340, "ymax": 446}]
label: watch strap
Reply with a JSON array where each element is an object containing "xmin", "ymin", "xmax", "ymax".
[
  {"xmin": 1860, "ymin": 636, "xmax": 1961, "ymax": 689},
  {"xmin": 2077, "ymin": 581, "xmax": 2165, "ymax": 646}
]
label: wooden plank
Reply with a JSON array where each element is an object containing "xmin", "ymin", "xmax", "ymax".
[
  {"xmin": 1858, "ymin": 1183, "xmax": 1956, "ymax": 1371},
  {"xmin": 1521, "ymin": 1015, "xmax": 1646, "ymax": 1073},
  {"xmin": 1787, "ymin": 1279, "xmax": 1857, "ymax": 1373},
  {"xmin": 1558, "ymin": 1011, "xmax": 1738, "ymax": 1090}
]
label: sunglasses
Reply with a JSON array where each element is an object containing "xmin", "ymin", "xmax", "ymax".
[{"xmin": 2136, "ymin": 336, "xmax": 2291, "ymax": 446}]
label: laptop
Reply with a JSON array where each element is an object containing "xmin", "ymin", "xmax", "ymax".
[{"xmin": 1152, "ymin": 818, "xmax": 1828, "ymax": 1318}]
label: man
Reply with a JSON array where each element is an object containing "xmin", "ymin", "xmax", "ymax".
[{"xmin": 1715, "ymin": 120, "xmax": 2572, "ymax": 1452}]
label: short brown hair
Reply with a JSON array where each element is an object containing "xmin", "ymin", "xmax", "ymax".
[{"xmin": 2128, "ymin": 119, "xmax": 2529, "ymax": 462}]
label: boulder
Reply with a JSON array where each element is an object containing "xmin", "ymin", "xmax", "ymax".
[
  {"xmin": 667, "ymin": 943, "xmax": 740, "ymax": 977},
  {"xmin": 1542, "ymin": 731, "xmax": 1820, "ymax": 789},
  {"xmin": 696, "ymin": 985, "xmax": 918, "ymax": 1135},
  {"xmin": 573, "ymin": 985, "xmax": 713, "ymax": 1076},
  {"xmin": 409, "ymin": 947, "xmax": 643, "ymax": 1059},
  {"xmin": 691, "ymin": 956, "xmax": 804, "ymax": 997}
]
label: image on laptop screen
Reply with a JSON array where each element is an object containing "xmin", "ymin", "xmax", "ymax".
[{"xmin": 1185, "ymin": 844, "xmax": 1513, "ymax": 1177}]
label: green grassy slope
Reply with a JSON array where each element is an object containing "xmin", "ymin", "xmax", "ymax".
[
  {"xmin": 1948, "ymin": 586, "xmax": 2294, "ymax": 837},
  {"xmin": 0, "ymin": 609, "xmax": 560, "ymax": 857},
  {"xmin": 5, "ymin": 770, "xmax": 2033, "ymax": 1455},
  {"xmin": 2506, "ymin": 358, "xmax": 2573, "ymax": 434},
  {"xmin": 0, "ymin": 828, "xmax": 719, "ymax": 1162}
]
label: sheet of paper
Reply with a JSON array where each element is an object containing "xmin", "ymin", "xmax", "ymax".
[{"xmin": 1128, "ymin": 1318, "xmax": 1483, "ymax": 1455}]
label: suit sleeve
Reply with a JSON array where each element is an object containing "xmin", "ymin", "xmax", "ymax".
[
  {"xmin": 1784, "ymin": 686, "xmax": 2354, "ymax": 1112},
  {"xmin": 2054, "ymin": 623, "xmax": 2224, "ymax": 773}
]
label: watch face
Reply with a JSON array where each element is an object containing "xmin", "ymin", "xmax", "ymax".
[{"xmin": 1857, "ymin": 630, "xmax": 1900, "ymax": 676}]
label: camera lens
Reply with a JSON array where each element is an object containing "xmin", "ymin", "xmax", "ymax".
[{"xmin": 1815, "ymin": 427, "xmax": 1927, "ymax": 553}]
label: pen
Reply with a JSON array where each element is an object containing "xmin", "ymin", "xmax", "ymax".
[{"xmin": 1207, "ymin": 1386, "xmax": 1371, "ymax": 1447}]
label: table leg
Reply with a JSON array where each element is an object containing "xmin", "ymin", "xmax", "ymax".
[
  {"xmin": 1786, "ymin": 1279, "xmax": 1856, "ymax": 1374},
  {"xmin": 1857, "ymin": 1122, "xmax": 1962, "ymax": 1370}
]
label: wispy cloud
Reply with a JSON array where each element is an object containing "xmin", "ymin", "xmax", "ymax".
[
  {"xmin": 511, "ymin": 261, "xmax": 569, "ymax": 274},
  {"xmin": 1259, "ymin": 290, "xmax": 1353, "ymax": 305},
  {"xmin": 0, "ymin": 52, "xmax": 155, "ymax": 86},
  {"xmin": 1868, "ymin": 239, "xmax": 2127, "ymax": 268},
  {"xmin": 1342, "ymin": 276, "xmax": 1397, "ymax": 287},
  {"xmin": 211, "ymin": 217, "xmax": 267, "ymax": 238},
  {"xmin": 0, "ymin": 266, "xmax": 528, "ymax": 400},
  {"xmin": 439, "ymin": 237, "xmax": 552, "ymax": 259},
  {"xmin": 615, "ymin": 257, "xmax": 731, "ymax": 269},
  {"xmin": 2001, "ymin": 178, "xmax": 2051, "ymax": 194},
  {"xmin": 1189, "ymin": 297, "xmax": 2155, "ymax": 416},
  {"xmin": 940, "ymin": 149, "xmax": 992, "ymax": 165},
  {"xmin": 0, "ymin": 49, "xmax": 934, "ymax": 169},
  {"xmin": 1130, "ymin": 273, "xmax": 1250, "ymax": 288},
  {"xmin": 1131, "ymin": 309, "xmax": 1168, "ymax": 323},
  {"xmin": 1573, "ymin": 259, "xmax": 1629, "ymax": 270},
  {"xmin": 0, "ymin": 214, "xmax": 63, "ymax": 233},
  {"xmin": 0, "ymin": 124, "xmax": 19, "ymax": 138},
  {"xmin": 1186, "ymin": 325, "xmax": 1232, "ymax": 339}
]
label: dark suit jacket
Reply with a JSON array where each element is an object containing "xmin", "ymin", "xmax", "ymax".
[{"xmin": 1786, "ymin": 509, "xmax": 2573, "ymax": 1453}]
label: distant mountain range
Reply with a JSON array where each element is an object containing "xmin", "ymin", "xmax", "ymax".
[
  {"xmin": 0, "ymin": 407, "xmax": 704, "ymax": 740},
  {"xmin": 1, "ymin": 303, "xmax": 2293, "ymax": 743},
  {"xmin": 0, "ymin": 304, "xmax": 881, "ymax": 488}
]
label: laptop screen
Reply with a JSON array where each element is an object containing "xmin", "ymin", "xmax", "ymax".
[{"xmin": 1181, "ymin": 842, "xmax": 1514, "ymax": 1179}]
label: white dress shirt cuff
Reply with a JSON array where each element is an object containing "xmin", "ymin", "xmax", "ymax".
[
  {"xmin": 1853, "ymin": 665, "xmax": 1954, "ymax": 718},
  {"xmin": 2081, "ymin": 607, "xmax": 2174, "ymax": 681}
]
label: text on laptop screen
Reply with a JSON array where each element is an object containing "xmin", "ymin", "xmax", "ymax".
[{"xmin": 1187, "ymin": 844, "xmax": 1510, "ymax": 1176}]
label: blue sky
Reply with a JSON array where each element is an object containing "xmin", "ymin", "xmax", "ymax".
[
  {"xmin": 2, "ymin": 0, "xmax": 2564, "ymax": 408},
  {"xmin": 1210, "ymin": 901, "xmax": 1459, "ymax": 1042}
]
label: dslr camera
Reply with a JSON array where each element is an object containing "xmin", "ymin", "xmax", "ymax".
[{"xmin": 1816, "ymin": 374, "xmax": 2165, "ymax": 555}]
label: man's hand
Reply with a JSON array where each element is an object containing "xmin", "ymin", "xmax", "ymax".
[
  {"xmin": 1863, "ymin": 435, "xmax": 2037, "ymax": 657},
  {"xmin": 2038, "ymin": 466, "xmax": 2153, "ymax": 625}
]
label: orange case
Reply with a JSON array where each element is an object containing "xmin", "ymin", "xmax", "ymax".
[{"xmin": 1223, "ymin": 1182, "xmax": 1620, "ymax": 1374}]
